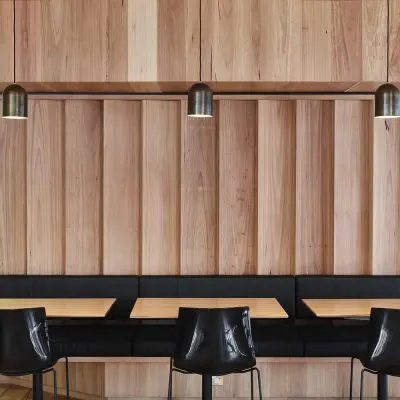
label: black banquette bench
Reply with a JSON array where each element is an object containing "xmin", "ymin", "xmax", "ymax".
[{"xmin": 1, "ymin": 275, "xmax": 400, "ymax": 359}]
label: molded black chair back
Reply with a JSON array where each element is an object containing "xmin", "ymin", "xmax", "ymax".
[
  {"xmin": 364, "ymin": 308, "xmax": 400, "ymax": 376},
  {"xmin": 0, "ymin": 308, "xmax": 53, "ymax": 375},
  {"xmin": 173, "ymin": 307, "xmax": 256, "ymax": 375}
]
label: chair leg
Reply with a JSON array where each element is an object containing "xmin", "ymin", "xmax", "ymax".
[
  {"xmin": 254, "ymin": 367, "xmax": 262, "ymax": 400},
  {"xmin": 250, "ymin": 368, "xmax": 254, "ymax": 400},
  {"xmin": 168, "ymin": 358, "xmax": 173, "ymax": 400},
  {"xmin": 349, "ymin": 357, "xmax": 355, "ymax": 400},
  {"xmin": 64, "ymin": 356, "xmax": 70, "ymax": 400},
  {"xmin": 360, "ymin": 368, "xmax": 367, "ymax": 400},
  {"xmin": 52, "ymin": 368, "xmax": 58, "ymax": 400}
]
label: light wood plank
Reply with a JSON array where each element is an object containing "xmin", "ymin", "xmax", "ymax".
[
  {"xmin": 156, "ymin": 0, "xmax": 199, "ymax": 81},
  {"xmin": 257, "ymin": 101, "xmax": 296, "ymax": 275},
  {"xmin": 65, "ymin": 101, "xmax": 101, "ymax": 275},
  {"xmin": 201, "ymin": 0, "xmax": 386, "ymax": 82},
  {"xmin": 333, "ymin": 101, "xmax": 372, "ymax": 274},
  {"xmin": 16, "ymin": 0, "xmax": 199, "ymax": 82},
  {"xmin": 363, "ymin": 0, "xmax": 387, "ymax": 81},
  {"xmin": 131, "ymin": 298, "xmax": 288, "ymax": 319},
  {"xmin": 27, "ymin": 100, "xmax": 63, "ymax": 274},
  {"xmin": 0, "ymin": 110, "xmax": 26, "ymax": 275},
  {"xmin": 295, "ymin": 100, "xmax": 334, "ymax": 274},
  {"xmin": 16, "ymin": 0, "xmax": 108, "ymax": 82},
  {"xmin": 301, "ymin": 0, "xmax": 332, "ymax": 81},
  {"xmin": 218, "ymin": 100, "xmax": 257, "ymax": 275},
  {"xmin": 0, "ymin": 298, "xmax": 115, "ymax": 318},
  {"xmin": 104, "ymin": 359, "xmax": 381, "ymax": 398},
  {"xmin": 0, "ymin": 1, "xmax": 13, "ymax": 82},
  {"xmin": 304, "ymin": 298, "xmax": 400, "ymax": 318},
  {"xmin": 180, "ymin": 101, "xmax": 218, "ymax": 275},
  {"xmin": 372, "ymin": 118, "xmax": 400, "ymax": 274},
  {"xmin": 103, "ymin": 101, "xmax": 140, "ymax": 275},
  {"xmin": 142, "ymin": 101, "xmax": 180, "ymax": 275},
  {"xmin": 389, "ymin": 0, "xmax": 400, "ymax": 81}
]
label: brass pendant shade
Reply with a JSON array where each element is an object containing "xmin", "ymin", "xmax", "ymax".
[
  {"xmin": 2, "ymin": 84, "xmax": 28, "ymax": 119},
  {"xmin": 187, "ymin": 83, "xmax": 213, "ymax": 118},
  {"xmin": 375, "ymin": 83, "xmax": 400, "ymax": 119}
]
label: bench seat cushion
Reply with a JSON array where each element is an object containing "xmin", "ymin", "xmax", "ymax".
[
  {"xmin": 252, "ymin": 324, "xmax": 303, "ymax": 356},
  {"xmin": 300, "ymin": 323, "xmax": 368, "ymax": 357},
  {"xmin": 133, "ymin": 323, "xmax": 303, "ymax": 357},
  {"xmin": 133, "ymin": 325, "xmax": 176, "ymax": 356},
  {"xmin": 49, "ymin": 325, "xmax": 134, "ymax": 357}
]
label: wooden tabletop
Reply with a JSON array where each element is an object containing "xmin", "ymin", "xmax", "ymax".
[
  {"xmin": 303, "ymin": 298, "xmax": 400, "ymax": 318},
  {"xmin": 0, "ymin": 298, "xmax": 116, "ymax": 318},
  {"xmin": 130, "ymin": 298, "xmax": 288, "ymax": 319}
]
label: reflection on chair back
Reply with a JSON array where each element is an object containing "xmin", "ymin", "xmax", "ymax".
[
  {"xmin": 173, "ymin": 307, "xmax": 256, "ymax": 375},
  {"xmin": 365, "ymin": 307, "xmax": 400, "ymax": 376},
  {"xmin": 0, "ymin": 308, "xmax": 52, "ymax": 375}
]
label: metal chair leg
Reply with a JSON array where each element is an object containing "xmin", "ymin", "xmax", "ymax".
[
  {"xmin": 64, "ymin": 356, "xmax": 70, "ymax": 400},
  {"xmin": 168, "ymin": 358, "xmax": 173, "ymax": 400},
  {"xmin": 360, "ymin": 368, "xmax": 367, "ymax": 400},
  {"xmin": 250, "ymin": 368, "xmax": 254, "ymax": 400},
  {"xmin": 52, "ymin": 368, "xmax": 58, "ymax": 400},
  {"xmin": 254, "ymin": 367, "xmax": 262, "ymax": 400},
  {"xmin": 349, "ymin": 357, "xmax": 355, "ymax": 400}
]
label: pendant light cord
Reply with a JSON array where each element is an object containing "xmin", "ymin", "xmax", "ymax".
[{"xmin": 13, "ymin": 0, "xmax": 16, "ymax": 83}]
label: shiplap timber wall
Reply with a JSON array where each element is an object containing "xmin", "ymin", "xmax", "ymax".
[
  {"xmin": 1, "ymin": 96, "xmax": 399, "ymax": 399},
  {"xmin": 0, "ymin": 97, "xmax": 391, "ymax": 276}
]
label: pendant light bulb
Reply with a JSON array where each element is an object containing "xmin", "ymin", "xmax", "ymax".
[
  {"xmin": 187, "ymin": 82, "xmax": 213, "ymax": 118},
  {"xmin": 2, "ymin": 83, "xmax": 28, "ymax": 119}
]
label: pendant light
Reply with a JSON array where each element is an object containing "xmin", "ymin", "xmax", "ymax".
[
  {"xmin": 2, "ymin": 0, "xmax": 27, "ymax": 119},
  {"xmin": 187, "ymin": 1, "xmax": 213, "ymax": 118},
  {"xmin": 375, "ymin": 1, "xmax": 400, "ymax": 118},
  {"xmin": 187, "ymin": 82, "xmax": 213, "ymax": 118}
]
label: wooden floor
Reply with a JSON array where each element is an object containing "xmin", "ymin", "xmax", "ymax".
[{"xmin": 0, "ymin": 386, "xmax": 71, "ymax": 400}]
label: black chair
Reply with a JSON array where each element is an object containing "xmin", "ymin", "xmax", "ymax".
[
  {"xmin": 168, "ymin": 307, "xmax": 262, "ymax": 400},
  {"xmin": 0, "ymin": 308, "xmax": 69, "ymax": 399},
  {"xmin": 349, "ymin": 308, "xmax": 400, "ymax": 400}
]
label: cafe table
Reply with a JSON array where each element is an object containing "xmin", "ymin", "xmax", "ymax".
[
  {"xmin": 0, "ymin": 298, "xmax": 116, "ymax": 400},
  {"xmin": 303, "ymin": 298, "xmax": 400, "ymax": 400},
  {"xmin": 131, "ymin": 297, "xmax": 288, "ymax": 400}
]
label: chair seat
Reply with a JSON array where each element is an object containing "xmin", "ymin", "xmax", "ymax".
[
  {"xmin": 300, "ymin": 323, "xmax": 368, "ymax": 357},
  {"xmin": 0, "ymin": 360, "xmax": 58, "ymax": 376},
  {"xmin": 252, "ymin": 324, "xmax": 303, "ymax": 357}
]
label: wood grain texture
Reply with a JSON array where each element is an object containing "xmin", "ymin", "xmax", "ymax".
[
  {"xmin": 27, "ymin": 100, "xmax": 64, "ymax": 274},
  {"xmin": 131, "ymin": 298, "xmax": 288, "ymax": 319},
  {"xmin": 103, "ymin": 101, "xmax": 140, "ymax": 275},
  {"xmin": 65, "ymin": 101, "xmax": 101, "ymax": 275},
  {"xmin": 142, "ymin": 101, "xmax": 180, "ymax": 275},
  {"xmin": 15, "ymin": 0, "xmax": 199, "ymax": 82},
  {"xmin": 304, "ymin": 298, "xmax": 400, "ymax": 318},
  {"xmin": 389, "ymin": 0, "xmax": 400, "ymax": 81},
  {"xmin": 201, "ymin": 0, "xmax": 386, "ymax": 82},
  {"xmin": 103, "ymin": 358, "xmax": 381, "ymax": 399},
  {"xmin": 295, "ymin": 100, "xmax": 334, "ymax": 274},
  {"xmin": 0, "ymin": 298, "xmax": 115, "ymax": 317},
  {"xmin": 257, "ymin": 101, "xmax": 296, "ymax": 275},
  {"xmin": 0, "ymin": 111, "xmax": 26, "ymax": 275},
  {"xmin": 372, "ymin": 119, "xmax": 400, "ymax": 275},
  {"xmin": 218, "ymin": 101, "xmax": 257, "ymax": 275},
  {"xmin": 180, "ymin": 101, "xmax": 218, "ymax": 275},
  {"xmin": 333, "ymin": 101, "xmax": 372, "ymax": 275},
  {"xmin": 0, "ymin": 1, "xmax": 13, "ymax": 82},
  {"xmin": 363, "ymin": 0, "xmax": 387, "ymax": 82}
]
